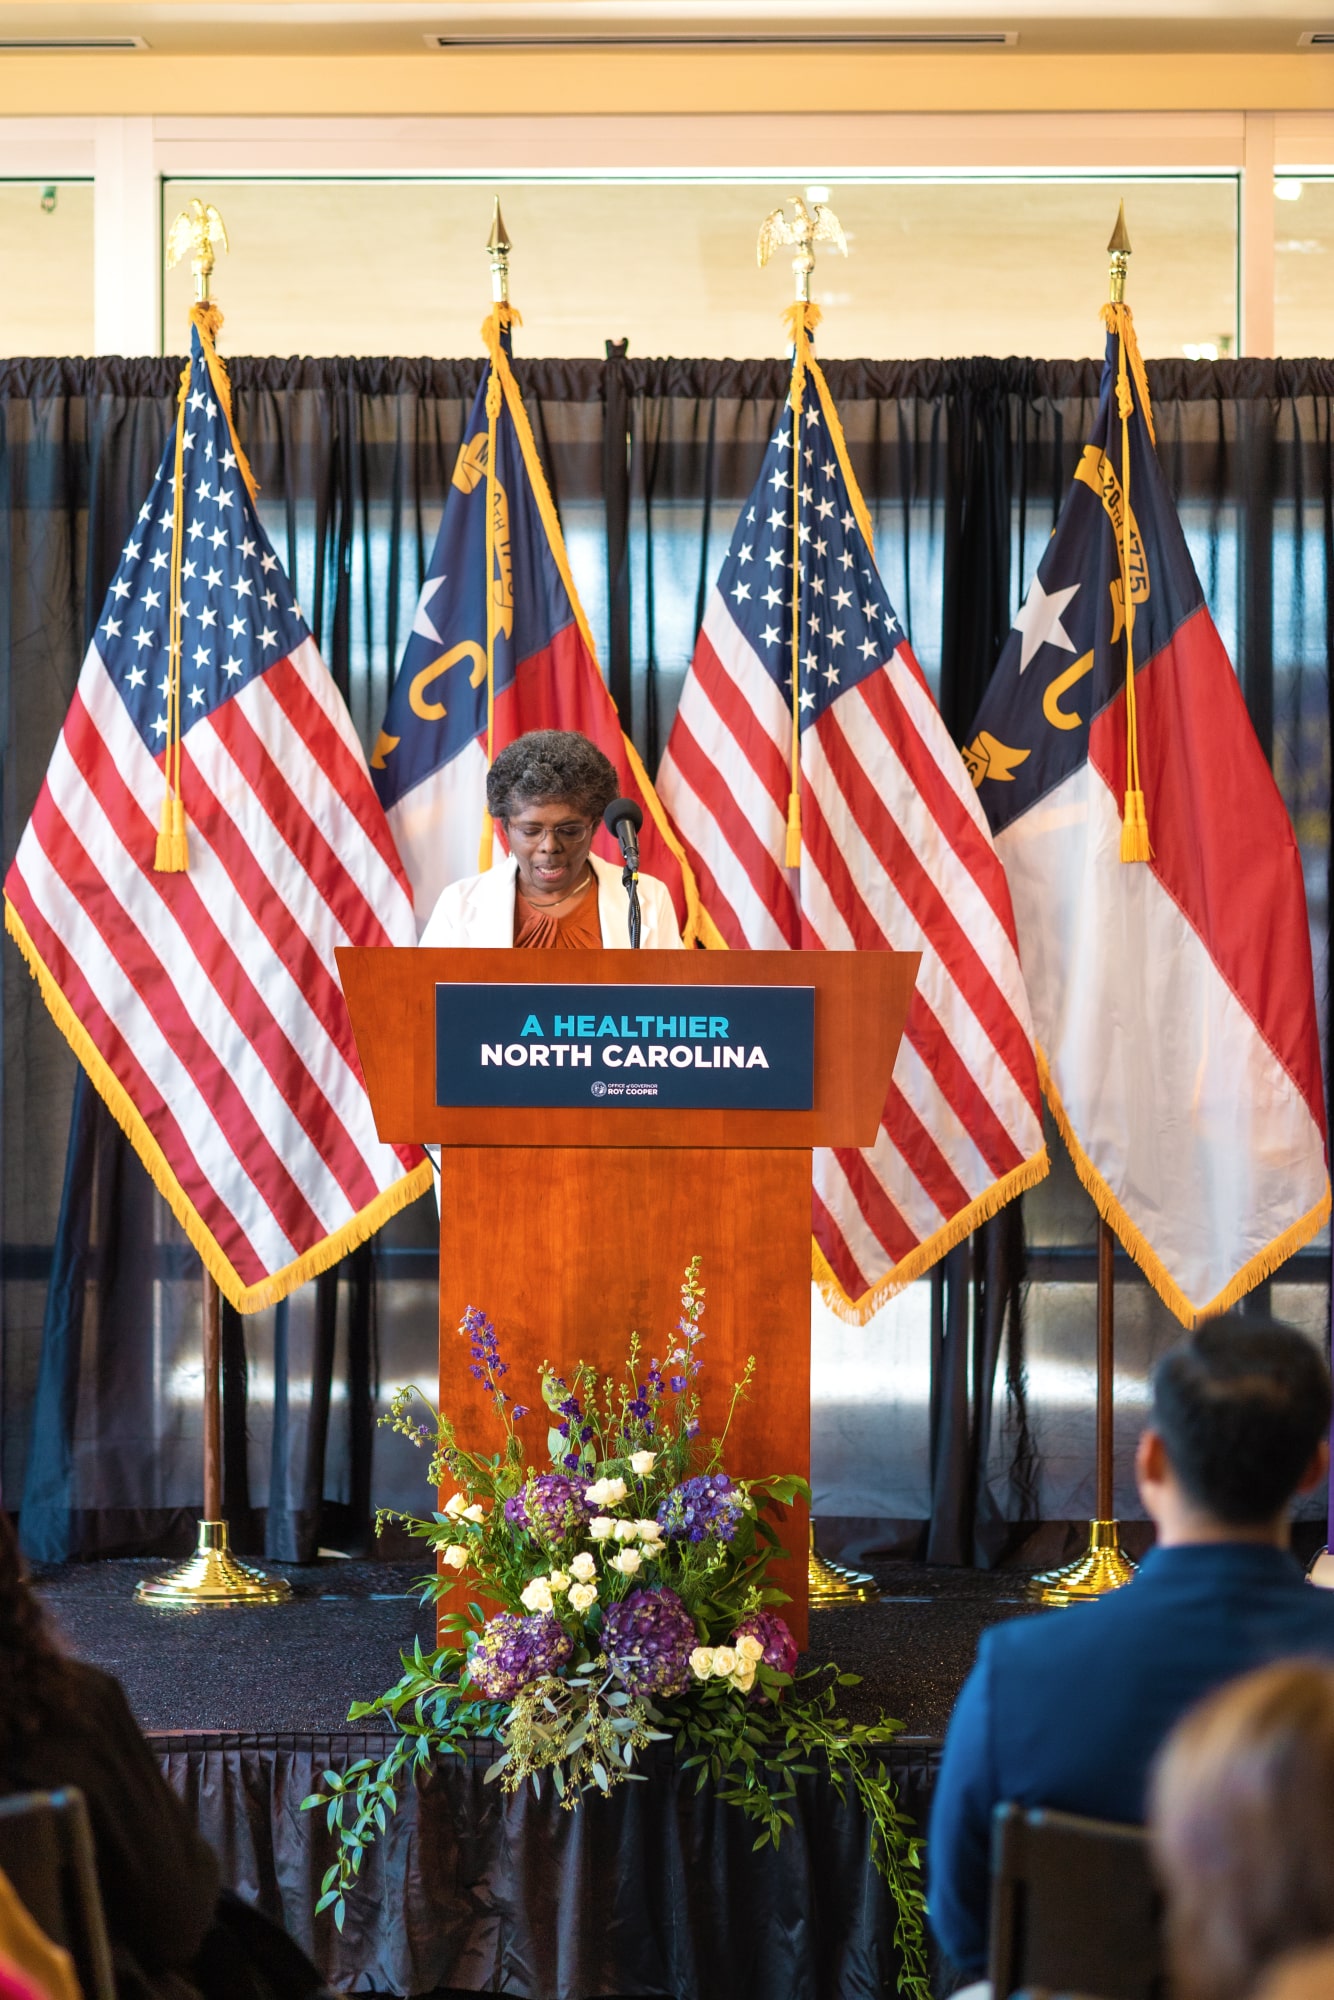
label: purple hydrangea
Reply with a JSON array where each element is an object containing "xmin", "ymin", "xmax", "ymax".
[
  {"xmin": 733, "ymin": 1610, "xmax": 798, "ymax": 1678},
  {"xmin": 656, "ymin": 1472, "xmax": 745, "ymax": 1545},
  {"xmin": 468, "ymin": 1612, "xmax": 574, "ymax": 1699},
  {"xmin": 600, "ymin": 1587, "xmax": 698, "ymax": 1698},
  {"xmin": 503, "ymin": 1473, "xmax": 591, "ymax": 1542}
]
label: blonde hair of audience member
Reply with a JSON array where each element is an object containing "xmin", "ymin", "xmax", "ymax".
[{"xmin": 1150, "ymin": 1661, "xmax": 1334, "ymax": 2000}]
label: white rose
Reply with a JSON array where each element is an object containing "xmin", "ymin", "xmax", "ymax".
[
  {"xmin": 629, "ymin": 1450, "xmax": 657, "ymax": 1475},
  {"xmin": 569, "ymin": 1551, "xmax": 597, "ymax": 1582},
  {"xmin": 609, "ymin": 1548, "xmax": 643, "ymax": 1576},
  {"xmin": 568, "ymin": 1581, "xmax": 598, "ymax": 1612},
  {"xmin": 634, "ymin": 1519, "xmax": 663, "ymax": 1542},
  {"xmin": 443, "ymin": 1492, "xmax": 468, "ymax": 1519},
  {"xmin": 689, "ymin": 1646, "xmax": 715, "ymax": 1679},
  {"xmin": 732, "ymin": 1662, "xmax": 757, "ymax": 1694},
  {"xmin": 735, "ymin": 1634, "xmax": 764, "ymax": 1664},
  {"xmin": 548, "ymin": 1571, "xmax": 570, "ymax": 1593},
  {"xmin": 639, "ymin": 1542, "xmax": 662, "ymax": 1559},
  {"xmin": 613, "ymin": 1520, "xmax": 639, "ymax": 1542},
  {"xmin": 441, "ymin": 1544, "xmax": 469, "ymax": 1571},
  {"xmin": 585, "ymin": 1476, "xmax": 628, "ymax": 1508},
  {"xmin": 520, "ymin": 1577, "xmax": 554, "ymax": 1613},
  {"xmin": 588, "ymin": 1516, "xmax": 615, "ymax": 1541},
  {"xmin": 711, "ymin": 1645, "xmax": 737, "ymax": 1677},
  {"xmin": 462, "ymin": 1503, "xmax": 485, "ymax": 1523}
]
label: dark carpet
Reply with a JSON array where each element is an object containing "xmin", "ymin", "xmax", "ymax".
[{"xmin": 33, "ymin": 1555, "xmax": 1041, "ymax": 1736}]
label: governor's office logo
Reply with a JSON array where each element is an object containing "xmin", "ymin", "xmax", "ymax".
[{"xmin": 590, "ymin": 1081, "xmax": 608, "ymax": 1098}]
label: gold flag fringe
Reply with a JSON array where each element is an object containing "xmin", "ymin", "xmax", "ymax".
[
  {"xmin": 478, "ymin": 306, "xmax": 706, "ymax": 946},
  {"xmin": 812, "ymin": 1143, "xmax": 1051, "ymax": 1326},
  {"xmin": 1037, "ymin": 1043, "xmax": 1331, "ymax": 1327},
  {"xmin": 5, "ymin": 897, "xmax": 433, "ymax": 1312}
]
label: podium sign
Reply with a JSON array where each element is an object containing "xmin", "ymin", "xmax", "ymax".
[
  {"xmin": 338, "ymin": 944, "xmax": 919, "ymax": 1646},
  {"xmin": 436, "ymin": 982, "xmax": 815, "ymax": 1110}
]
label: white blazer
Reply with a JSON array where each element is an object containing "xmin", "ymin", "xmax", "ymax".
[{"xmin": 418, "ymin": 851, "xmax": 684, "ymax": 950}]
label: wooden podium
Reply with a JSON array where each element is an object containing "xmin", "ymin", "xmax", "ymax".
[{"xmin": 338, "ymin": 946, "xmax": 917, "ymax": 1644}]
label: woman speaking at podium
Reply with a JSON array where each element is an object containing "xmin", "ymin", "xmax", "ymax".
[{"xmin": 418, "ymin": 730, "xmax": 682, "ymax": 950}]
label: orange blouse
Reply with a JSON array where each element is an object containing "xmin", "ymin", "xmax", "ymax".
[{"xmin": 513, "ymin": 880, "xmax": 603, "ymax": 949}]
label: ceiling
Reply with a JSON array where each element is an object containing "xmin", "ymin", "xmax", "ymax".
[{"xmin": 0, "ymin": 0, "xmax": 1331, "ymax": 56}]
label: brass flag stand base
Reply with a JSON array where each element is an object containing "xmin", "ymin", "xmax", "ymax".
[
  {"xmin": 808, "ymin": 1523, "xmax": 880, "ymax": 1607},
  {"xmin": 135, "ymin": 1267, "xmax": 290, "ymax": 1609},
  {"xmin": 135, "ymin": 1521, "xmax": 292, "ymax": 1608},
  {"xmin": 1027, "ymin": 1519, "xmax": 1137, "ymax": 1606},
  {"xmin": 1030, "ymin": 1216, "xmax": 1136, "ymax": 1610}
]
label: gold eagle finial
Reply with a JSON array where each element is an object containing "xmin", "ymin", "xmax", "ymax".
[
  {"xmin": 166, "ymin": 199, "xmax": 229, "ymax": 303},
  {"xmin": 757, "ymin": 194, "xmax": 848, "ymax": 302}
]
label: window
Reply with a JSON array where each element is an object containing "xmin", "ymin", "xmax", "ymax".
[{"xmin": 0, "ymin": 181, "xmax": 93, "ymax": 357}]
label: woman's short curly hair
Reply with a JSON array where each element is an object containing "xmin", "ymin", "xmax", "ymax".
[{"xmin": 486, "ymin": 731, "xmax": 618, "ymax": 826}]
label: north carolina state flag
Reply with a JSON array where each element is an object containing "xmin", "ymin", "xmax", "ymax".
[
  {"xmin": 371, "ymin": 314, "xmax": 698, "ymax": 940},
  {"xmin": 966, "ymin": 316, "xmax": 1328, "ymax": 1325}
]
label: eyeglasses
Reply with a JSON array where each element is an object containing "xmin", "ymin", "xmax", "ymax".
[{"xmin": 506, "ymin": 820, "xmax": 592, "ymax": 845}]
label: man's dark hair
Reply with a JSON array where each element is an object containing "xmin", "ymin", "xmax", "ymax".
[
  {"xmin": 1151, "ymin": 1320, "xmax": 1331, "ymax": 1525},
  {"xmin": 486, "ymin": 731, "xmax": 618, "ymax": 826}
]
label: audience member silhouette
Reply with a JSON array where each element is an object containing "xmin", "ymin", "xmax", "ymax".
[
  {"xmin": 0, "ymin": 1511, "xmax": 326, "ymax": 2000},
  {"xmin": 1151, "ymin": 1660, "xmax": 1334, "ymax": 2000},
  {"xmin": 928, "ymin": 1319, "xmax": 1334, "ymax": 1987}
]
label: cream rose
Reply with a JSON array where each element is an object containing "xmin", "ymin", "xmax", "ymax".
[
  {"xmin": 711, "ymin": 1645, "xmax": 738, "ymax": 1677},
  {"xmin": 461, "ymin": 1503, "xmax": 485, "ymax": 1523},
  {"xmin": 520, "ymin": 1577, "xmax": 554, "ymax": 1613},
  {"xmin": 568, "ymin": 1581, "xmax": 598, "ymax": 1612},
  {"xmin": 608, "ymin": 1548, "xmax": 643, "ymax": 1576},
  {"xmin": 613, "ymin": 1520, "xmax": 639, "ymax": 1542},
  {"xmin": 443, "ymin": 1492, "xmax": 468, "ymax": 1519},
  {"xmin": 441, "ymin": 1544, "xmax": 469, "ymax": 1571},
  {"xmin": 569, "ymin": 1551, "xmax": 598, "ymax": 1582},
  {"xmin": 689, "ymin": 1646, "xmax": 715, "ymax": 1680},
  {"xmin": 548, "ymin": 1570, "xmax": 570, "ymax": 1593},
  {"xmin": 735, "ymin": 1634, "xmax": 765, "ymax": 1664},
  {"xmin": 629, "ymin": 1450, "xmax": 656, "ymax": 1475},
  {"xmin": 634, "ymin": 1519, "xmax": 663, "ymax": 1542},
  {"xmin": 585, "ymin": 1477, "xmax": 629, "ymax": 1508},
  {"xmin": 733, "ymin": 1662, "xmax": 757, "ymax": 1694},
  {"xmin": 588, "ymin": 1516, "xmax": 615, "ymax": 1541}
]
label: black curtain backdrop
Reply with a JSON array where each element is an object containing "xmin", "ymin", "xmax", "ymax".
[{"xmin": 2, "ymin": 353, "xmax": 1331, "ymax": 1564}]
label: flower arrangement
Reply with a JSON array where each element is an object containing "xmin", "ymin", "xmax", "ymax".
[{"xmin": 303, "ymin": 1260, "xmax": 927, "ymax": 1995}]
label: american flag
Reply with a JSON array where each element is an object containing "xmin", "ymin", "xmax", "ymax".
[
  {"xmin": 4, "ymin": 319, "xmax": 431, "ymax": 1313},
  {"xmin": 658, "ymin": 349, "xmax": 1048, "ymax": 1318}
]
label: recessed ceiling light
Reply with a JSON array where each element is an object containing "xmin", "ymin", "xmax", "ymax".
[
  {"xmin": 1276, "ymin": 179, "xmax": 1305, "ymax": 200},
  {"xmin": 426, "ymin": 30, "xmax": 1017, "ymax": 48},
  {"xmin": 0, "ymin": 35, "xmax": 148, "ymax": 50}
]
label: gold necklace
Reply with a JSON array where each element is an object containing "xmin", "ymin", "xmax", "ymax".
[{"xmin": 523, "ymin": 868, "xmax": 593, "ymax": 910}]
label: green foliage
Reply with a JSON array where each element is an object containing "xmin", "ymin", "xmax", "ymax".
[{"xmin": 300, "ymin": 1261, "xmax": 929, "ymax": 1996}]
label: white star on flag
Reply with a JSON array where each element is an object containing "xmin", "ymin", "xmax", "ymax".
[{"xmin": 1012, "ymin": 576, "xmax": 1080, "ymax": 673}]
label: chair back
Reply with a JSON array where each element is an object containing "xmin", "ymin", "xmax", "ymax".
[
  {"xmin": 988, "ymin": 1802, "xmax": 1166, "ymax": 2000},
  {"xmin": 0, "ymin": 1789, "xmax": 116, "ymax": 2000}
]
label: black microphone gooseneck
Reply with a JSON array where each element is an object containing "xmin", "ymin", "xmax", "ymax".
[{"xmin": 603, "ymin": 797, "xmax": 644, "ymax": 950}]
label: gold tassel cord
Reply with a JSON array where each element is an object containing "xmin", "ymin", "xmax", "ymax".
[
  {"xmin": 154, "ymin": 360, "xmax": 192, "ymax": 873},
  {"xmin": 1102, "ymin": 301, "xmax": 1153, "ymax": 863},
  {"xmin": 474, "ymin": 304, "xmax": 706, "ymax": 946},
  {"xmin": 153, "ymin": 302, "xmax": 259, "ymax": 876},
  {"xmin": 781, "ymin": 301, "xmax": 821, "ymax": 868},
  {"xmin": 477, "ymin": 305, "xmax": 521, "ymax": 873}
]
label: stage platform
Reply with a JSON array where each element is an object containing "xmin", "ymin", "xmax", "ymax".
[{"xmin": 33, "ymin": 1556, "xmax": 1042, "ymax": 2000}]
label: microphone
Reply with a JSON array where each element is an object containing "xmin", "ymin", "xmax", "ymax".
[{"xmin": 603, "ymin": 797, "xmax": 643, "ymax": 869}]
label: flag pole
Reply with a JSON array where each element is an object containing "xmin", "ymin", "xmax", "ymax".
[
  {"xmin": 136, "ymin": 203, "xmax": 291, "ymax": 1607},
  {"xmin": 1027, "ymin": 208, "xmax": 1145, "ymax": 1608},
  {"xmin": 757, "ymin": 194, "xmax": 877, "ymax": 1608}
]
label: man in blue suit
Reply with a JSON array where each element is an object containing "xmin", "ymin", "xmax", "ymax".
[{"xmin": 928, "ymin": 1321, "xmax": 1334, "ymax": 1987}]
